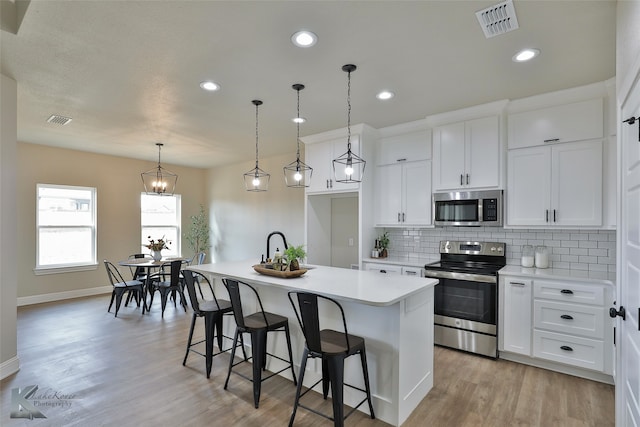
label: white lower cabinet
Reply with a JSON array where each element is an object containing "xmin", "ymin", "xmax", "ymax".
[
  {"xmin": 363, "ymin": 262, "xmax": 401, "ymax": 275},
  {"xmin": 499, "ymin": 274, "xmax": 613, "ymax": 379},
  {"xmin": 499, "ymin": 276, "xmax": 532, "ymax": 355}
]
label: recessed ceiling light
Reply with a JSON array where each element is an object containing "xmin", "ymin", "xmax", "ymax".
[
  {"xmin": 291, "ymin": 30, "xmax": 317, "ymax": 48},
  {"xmin": 199, "ymin": 81, "xmax": 220, "ymax": 91},
  {"xmin": 292, "ymin": 117, "xmax": 306, "ymax": 124},
  {"xmin": 376, "ymin": 91, "xmax": 395, "ymax": 100},
  {"xmin": 512, "ymin": 48, "xmax": 540, "ymax": 62}
]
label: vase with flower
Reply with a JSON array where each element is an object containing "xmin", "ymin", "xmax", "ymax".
[{"xmin": 144, "ymin": 236, "xmax": 170, "ymax": 261}]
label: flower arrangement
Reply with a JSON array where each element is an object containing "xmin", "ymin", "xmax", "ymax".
[{"xmin": 144, "ymin": 236, "xmax": 170, "ymax": 252}]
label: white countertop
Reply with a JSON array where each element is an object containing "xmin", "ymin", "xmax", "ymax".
[
  {"xmin": 363, "ymin": 255, "xmax": 439, "ymax": 268},
  {"xmin": 499, "ymin": 265, "xmax": 615, "ymax": 286},
  {"xmin": 189, "ymin": 260, "xmax": 438, "ymax": 307}
]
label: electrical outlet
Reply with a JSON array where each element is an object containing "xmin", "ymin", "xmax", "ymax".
[{"xmin": 348, "ymin": 237, "xmax": 354, "ymax": 246}]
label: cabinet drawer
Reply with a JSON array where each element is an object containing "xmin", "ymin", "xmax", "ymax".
[
  {"xmin": 363, "ymin": 263, "xmax": 402, "ymax": 275},
  {"xmin": 533, "ymin": 280, "xmax": 605, "ymax": 306},
  {"xmin": 534, "ymin": 300, "xmax": 604, "ymax": 339},
  {"xmin": 533, "ymin": 330, "xmax": 604, "ymax": 372}
]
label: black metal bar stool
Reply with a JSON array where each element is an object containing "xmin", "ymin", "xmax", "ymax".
[
  {"xmin": 287, "ymin": 291, "xmax": 375, "ymax": 427},
  {"xmin": 182, "ymin": 270, "xmax": 246, "ymax": 378},
  {"xmin": 222, "ymin": 278, "xmax": 297, "ymax": 408}
]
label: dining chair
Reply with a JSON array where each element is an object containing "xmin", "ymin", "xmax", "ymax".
[
  {"xmin": 287, "ymin": 291, "xmax": 375, "ymax": 427},
  {"xmin": 182, "ymin": 270, "xmax": 244, "ymax": 378},
  {"xmin": 222, "ymin": 278, "xmax": 297, "ymax": 408},
  {"xmin": 125, "ymin": 253, "xmax": 150, "ymax": 306},
  {"xmin": 148, "ymin": 260, "xmax": 187, "ymax": 317},
  {"xmin": 104, "ymin": 260, "xmax": 145, "ymax": 317}
]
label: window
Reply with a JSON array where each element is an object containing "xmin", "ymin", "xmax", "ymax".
[
  {"xmin": 141, "ymin": 194, "xmax": 181, "ymax": 257},
  {"xmin": 36, "ymin": 184, "xmax": 97, "ymax": 272}
]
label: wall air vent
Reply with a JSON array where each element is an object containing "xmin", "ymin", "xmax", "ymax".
[
  {"xmin": 476, "ymin": 0, "xmax": 519, "ymax": 39},
  {"xmin": 47, "ymin": 114, "xmax": 72, "ymax": 125}
]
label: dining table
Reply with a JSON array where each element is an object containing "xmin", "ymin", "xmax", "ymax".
[{"xmin": 117, "ymin": 257, "xmax": 186, "ymax": 312}]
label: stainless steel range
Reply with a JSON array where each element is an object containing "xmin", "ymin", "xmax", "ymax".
[{"xmin": 424, "ymin": 240, "xmax": 506, "ymax": 358}]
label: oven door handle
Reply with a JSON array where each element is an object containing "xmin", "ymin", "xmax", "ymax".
[{"xmin": 423, "ymin": 269, "xmax": 497, "ymax": 283}]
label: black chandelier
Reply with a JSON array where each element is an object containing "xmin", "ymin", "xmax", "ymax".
[
  {"xmin": 332, "ymin": 64, "xmax": 365, "ymax": 183},
  {"xmin": 141, "ymin": 143, "xmax": 178, "ymax": 196},
  {"xmin": 283, "ymin": 84, "xmax": 313, "ymax": 188},
  {"xmin": 243, "ymin": 100, "xmax": 270, "ymax": 192}
]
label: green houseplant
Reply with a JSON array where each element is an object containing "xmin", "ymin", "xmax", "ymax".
[
  {"xmin": 378, "ymin": 231, "xmax": 389, "ymax": 258},
  {"xmin": 184, "ymin": 205, "xmax": 211, "ymax": 260},
  {"xmin": 284, "ymin": 245, "xmax": 306, "ymax": 271}
]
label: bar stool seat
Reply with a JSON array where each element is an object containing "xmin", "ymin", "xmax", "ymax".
[
  {"xmin": 222, "ymin": 278, "xmax": 297, "ymax": 409},
  {"xmin": 288, "ymin": 291, "xmax": 375, "ymax": 427}
]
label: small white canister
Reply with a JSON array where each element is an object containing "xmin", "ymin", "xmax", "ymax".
[
  {"xmin": 535, "ymin": 246, "xmax": 549, "ymax": 269},
  {"xmin": 521, "ymin": 245, "xmax": 534, "ymax": 268}
]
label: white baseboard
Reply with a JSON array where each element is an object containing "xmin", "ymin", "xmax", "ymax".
[
  {"xmin": 17, "ymin": 286, "xmax": 112, "ymax": 307},
  {"xmin": 0, "ymin": 356, "xmax": 20, "ymax": 380}
]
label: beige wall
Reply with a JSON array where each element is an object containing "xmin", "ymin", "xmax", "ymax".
[
  {"xmin": 1, "ymin": 74, "xmax": 18, "ymax": 375},
  {"xmin": 16, "ymin": 143, "xmax": 207, "ymax": 299},
  {"xmin": 207, "ymin": 151, "xmax": 305, "ymax": 263}
]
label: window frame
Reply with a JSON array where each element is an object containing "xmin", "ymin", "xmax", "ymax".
[
  {"xmin": 140, "ymin": 193, "xmax": 181, "ymax": 257},
  {"xmin": 35, "ymin": 183, "xmax": 98, "ymax": 275}
]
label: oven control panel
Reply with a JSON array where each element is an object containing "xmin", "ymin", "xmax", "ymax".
[{"xmin": 439, "ymin": 241, "xmax": 505, "ymax": 256}]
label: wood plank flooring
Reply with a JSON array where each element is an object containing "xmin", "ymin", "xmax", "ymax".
[{"xmin": 1, "ymin": 294, "xmax": 614, "ymax": 426}]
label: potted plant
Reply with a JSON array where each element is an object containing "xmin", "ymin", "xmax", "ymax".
[
  {"xmin": 184, "ymin": 204, "xmax": 211, "ymax": 262},
  {"xmin": 284, "ymin": 245, "xmax": 306, "ymax": 271},
  {"xmin": 378, "ymin": 232, "xmax": 389, "ymax": 258}
]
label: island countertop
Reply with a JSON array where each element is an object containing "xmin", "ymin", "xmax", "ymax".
[{"xmin": 188, "ymin": 259, "xmax": 438, "ymax": 307}]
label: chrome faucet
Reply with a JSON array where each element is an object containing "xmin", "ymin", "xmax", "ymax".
[{"xmin": 266, "ymin": 231, "xmax": 288, "ymax": 260}]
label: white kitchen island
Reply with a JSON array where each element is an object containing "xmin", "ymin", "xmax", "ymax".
[{"xmin": 188, "ymin": 260, "xmax": 438, "ymax": 427}]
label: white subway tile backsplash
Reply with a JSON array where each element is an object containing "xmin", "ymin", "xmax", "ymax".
[{"xmin": 384, "ymin": 227, "xmax": 615, "ymax": 271}]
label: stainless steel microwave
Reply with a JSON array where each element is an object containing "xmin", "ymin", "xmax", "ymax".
[{"xmin": 433, "ymin": 190, "xmax": 503, "ymax": 227}]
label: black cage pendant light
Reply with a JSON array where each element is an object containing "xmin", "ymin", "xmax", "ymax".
[
  {"xmin": 141, "ymin": 143, "xmax": 178, "ymax": 196},
  {"xmin": 333, "ymin": 64, "xmax": 365, "ymax": 183},
  {"xmin": 283, "ymin": 84, "xmax": 313, "ymax": 188},
  {"xmin": 244, "ymin": 100, "xmax": 270, "ymax": 192}
]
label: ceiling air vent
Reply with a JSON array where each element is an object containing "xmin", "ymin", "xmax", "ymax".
[
  {"xmin": 476, "ymin": 0, "xmax": 519, "ymax": 39},
  {"xmin": 47, "ymin": 114, "xmax": 72, "ymax": 126}
]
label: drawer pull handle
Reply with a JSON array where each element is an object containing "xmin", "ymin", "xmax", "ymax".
[
  {"xmin": 380, "ymin": 270, "xmax": 387, "ymax": 274},
  {"xmin": 544, "ymin": 138, "xmax": 560, "ymax": 143},
  {"xmin": 511, "ymin": 282, "xmax": 526, "ymax": 287},
  {"xmin": 560, "ymin": 289, "xmax": 574, "ymax": 295},
  {"xmin": 560, "ymin": 314, "xmax": 574, "ymax": 320},
  {"xmin": 560, "ymin": 345, "xmax": 573, "ymax": 352}
]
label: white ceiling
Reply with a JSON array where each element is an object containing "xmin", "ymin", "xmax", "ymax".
[{"xmin": 0, "ymin": 0, "xmax": 616, "ymax": 169}]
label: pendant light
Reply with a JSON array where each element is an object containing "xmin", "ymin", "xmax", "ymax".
[
  {"xmin": 283, "ymin": 84, "xmax": 313, "ymax": 188},
  {"xmin": 141, "ymin": 143, "xmax": 178, "ymax": 196},
  {"xmin": 243, "ymin": 100, "xmax": 270, "ymax": 192},
  {"xmin": 332, "ymin": 64, "xmax": 365, "ymax": 183}
]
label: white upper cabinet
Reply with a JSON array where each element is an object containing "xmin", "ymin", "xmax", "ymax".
[
  {"xmin": 508, "ymin": 98, "xmax": 603, "ymax": 149},
  {"xmin": 376, "ymin": 129, "xmax": 430, "ymax": 165},
  {"xmin": 507, "ymin": 140, "xmax": 603, "ymax": 227},
  {"xmin": 375, "ymin": 160, "xmax": 431, "ymax": 227},
  {"xmin": 432, "ymin": 116, "xmax": 501, "ymax": 191},
  {"xmin": 304, "ymin": 134, "xmax": 361, "ymax": 194}
]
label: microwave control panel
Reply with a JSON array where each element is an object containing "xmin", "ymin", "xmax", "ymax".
[{"xmin": 483, "ymin": 198, "xmax": 498, "ymax": 221}]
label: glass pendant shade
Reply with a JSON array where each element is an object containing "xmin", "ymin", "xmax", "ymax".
[
  {"xmin": 284, "ymin": 83, "xmax": 313, "ymax": 188},
  {"xmin": 333, "ymin": 64, "xmax": 365, "ymax": 183},
  {"xmin": 244, "ymin": 100, "xmax": 270, "ymax": 192},
  {"xmin": 141, "ymin": 143, "xmax": 178, "ymax": 196}
]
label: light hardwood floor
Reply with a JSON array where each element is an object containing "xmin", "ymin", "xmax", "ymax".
[{"xmin": 1, "ymin": 294, "xmax": 614, "ymax": 426}]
